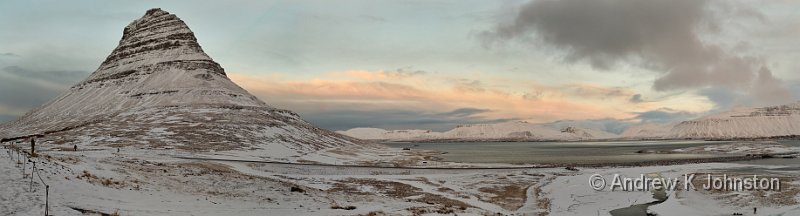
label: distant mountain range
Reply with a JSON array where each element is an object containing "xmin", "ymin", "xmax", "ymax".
[
  {"xmin": 338, "ymin": 121, "xmax": 618, "ymax": 141},
  {"xmin": 341, "ymin": 102, "xmax": 800, "ymax": 141}
]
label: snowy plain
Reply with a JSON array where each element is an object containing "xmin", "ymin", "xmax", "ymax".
[{"xmin": 2, "ymin": 140, "xmax": 799, "ymax": 216}]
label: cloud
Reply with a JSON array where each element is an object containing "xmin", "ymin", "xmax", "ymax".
[
  {"xmin": 437, "ymin": 108, "xmax": 492, "ymax": 118},
  {"xmin": 562, "ymin": 83, "xmax": 636, "ymax": 100},
  {"xmin": 696, "ymin": 87, "xmax": 748, "ymax": 111},
  {"xmin": 229, "ymin": 71, "xmax": 645, "ymax": 130},
  {"xmin": 629, "ymin": 94, "xmax": 644, "ymax": 103},
  {"xmin": 481, "ymin": 0, "xmax": 790, "ymax": 107},
  {"xmin": 451, "ymin": 79, "xmax": 487, "ymax": 93},
  {"xmin": 0, "ymin": 114, "xmax": 17, "ymax": 123},
  {"xmin": 335, "ymin": 68, "xmax": 427, "ymax": 81},
  {"xmin": 361, "ymin": 15, "xmax": 386, "ymax": 22},
  {"xmin": 632, "ymin": 108, "xmax": 696, "ymax": 123},
  {"xmin": 0, "ymin": 66, "xmax": 88, "ymax": 121},
  {"xmin": 2, "ymin": 66, "xmax": 87, "ymax": 84},
  {"xmin": 304, "ymin": 108, "xmax": 515, "ymax": 132},
  {"xmin": 0, "ymin": 52, "xmax": 19, "ymax": 57},
  {"xmin": 789, "ymin": 80, "xmax": 800, "ymax": 101},
  {"xmin": 751, "ymin": 67, "xmax": 792, "ymax": 106}
]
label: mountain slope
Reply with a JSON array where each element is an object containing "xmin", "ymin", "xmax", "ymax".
[
  {"xmin": 0, "ymin": 9, "xmax": 369, "ymax": 159},
  {"xmin": 618, "ymin": 102, "xmax": 800, "ymax": 139},
  {"xmin": 667, "ymin": 102, "xmax": 800, "ymax": 139}
]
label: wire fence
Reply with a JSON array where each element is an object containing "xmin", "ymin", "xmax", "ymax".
[{"xmin": 3, "ymin": 143, "xmax": 51, "ymax": 216}]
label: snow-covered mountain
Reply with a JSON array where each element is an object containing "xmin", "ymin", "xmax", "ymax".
[
  {"xmin": 0, "ymin": 9, "xmax": 366, "ymax": 156},
  {"xmin": 345, "ymin": 101, "xmax": 800, "ymax": 141},
  {"xmin": 337, "ymin": 128, "xmax": 440, "ymax": 140},
  {"xmin": 338, "ymin": 121, "xmax": 619, "ymax": 141},
  {"xmin": 620, "ymin": 102, "xmax": 800, "ymax": 139},
  {"xmin": 667, "ymin": 102, "xmax": 800, "ymax": 139}
]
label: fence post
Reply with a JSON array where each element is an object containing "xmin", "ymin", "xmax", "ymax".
[
  {"xmin": 30, "ymin": 161, "xmax": 36, "ymax": 192},
  {"xmin": 45, "ymin": 185, "xmax": 49, "ymax": 216}
]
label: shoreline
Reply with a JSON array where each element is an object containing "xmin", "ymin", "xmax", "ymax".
[
  {"xmin": 378, "ymin": 137, "xmax": 800, "ymax": 143},
  {"xmin": 174, "ymin": 152, "xmax": 798, "ymax": 170}
]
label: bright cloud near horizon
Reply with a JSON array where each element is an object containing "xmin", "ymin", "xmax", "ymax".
[{"xmin": 1, "ymin": 0, "xmax": 799, "ymax": 132}]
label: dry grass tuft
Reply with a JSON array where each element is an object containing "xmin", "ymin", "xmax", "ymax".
[
  {"xmin": 78, "ymin": 170, "xmax": 125, "ymax": 188},
  {"xmin": 478, "ymin": 184, "xmax": 529, "ymax": 210},
  {"xmin": 329, "ymin": 178, "xmax": 422, "ymax": 198}
]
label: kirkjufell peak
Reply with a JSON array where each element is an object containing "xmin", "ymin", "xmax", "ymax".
[
  {"xmin": 88, "ymin": 8, "xmax": 224, "ymax": 82},
  {"xmin": 0, "ymin": 9, "xmax": 367, "ymax": 158}
]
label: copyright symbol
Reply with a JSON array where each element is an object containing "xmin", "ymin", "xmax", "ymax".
[{"xmin": 589, "ymin": 174, "xmax": 606, "ymax": 191}]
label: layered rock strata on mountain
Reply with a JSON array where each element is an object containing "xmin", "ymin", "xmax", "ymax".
[{"xmin": 0, "ymin": 8, "xmax": 364, "ymax": 152}]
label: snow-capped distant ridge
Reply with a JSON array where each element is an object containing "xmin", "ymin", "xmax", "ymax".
[
  {"xmin": 338, "ymin": 121, "xmax": 618, "ymax": 141},
  {"xmin": 338, "ymin": 128, "xmax": 438, "ymax": 140},
  {"xmin": 667, "ymin": 101, "xmax": 800, "ymax": 139},
  {"xmin": 0, "ymin": 9, "xmax": 366, "ymax": 156},
  {"xmin": 619, "ymin": 101, "xmax": 800, "ymax": 140}
]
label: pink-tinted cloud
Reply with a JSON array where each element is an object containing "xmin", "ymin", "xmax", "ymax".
[{"xmin": 229, "ymin": 70, "xmax": 659, "ymax": 125}]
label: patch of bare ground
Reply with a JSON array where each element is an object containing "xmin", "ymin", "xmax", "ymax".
[
  {"xmin": 388, "ymin": 157, "xmax": 423, "ymax": 167},
  {"xmin": 69, "ymin": 206, "xmax": 121, "ymax": 216},
  {"xmin": 375, "ymin": 150, "xmax": 441, "ymax": 167},
  {"xmin": 327, "ymin": 149, "xmax": 359, "ymax": 157},
  {"xmin": 478, "ymin": 184, "xmax": 529, "ymax": 210},
  {"xmin": 690, "ymin": 173, "xmax": 799, "ymax": 207},
  {"xmin": 329, "ymin": 178, "xmax": 422, "ymax": 198},
  {"xmin": 407, "ymin": 193, "xmax": 471, "ymax": 215},
  {"xmin": 52, "ymin": 155, "xmax": 82, "ymax": 164},
  {"xmin": 400, "ymin": 177, "xmax": 440, "ymax": 187},
  {"xmin": 533, "ymin": 186, "xmax": 551, "ymax": 216},
  {"xmin": 179, "ymin": 162, "xmax": 236, "ymax": 174},
  {"xmin": 295, "ymin": 159, "xmax": 321, "ymax": 164},
  {"xmin": 76, "ymin": 170, "xmax": 128, "ymax": 189},
  {"xmin": 329, "ymin": 178, "xmax": 473, "ymax": 215},
  {"xmin": 359, "ymin": 211, "xmax": 387, "ymax": 216}
]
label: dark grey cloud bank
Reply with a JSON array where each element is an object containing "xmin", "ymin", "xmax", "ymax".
[
  {"xmin": 0, "ymin": 66, "xmax": 88, "ymax": 122},
  {"xmin": 0, "ymin": 115, "xmax": 17, "ymax": 123},
  {"xmin": 482, "ymin": 0, "xmax": 792, "ymax": 108},
  {"xmin": 633, "ymin": 108, "xmax": 696, "ymax": 123},
  {"xmin": 302, "ymin": 108, "xmax": 517, "ymax": 132},
  {"xmin": 0, "ymin": 52, "xmax": 20, "ymax": 57},
  {"xmin": 628, "ymin": 94, "xmax": 643, "ymax": 103}
]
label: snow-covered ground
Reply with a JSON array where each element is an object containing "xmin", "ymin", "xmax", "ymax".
[{"xmin": 2, "ymin": 140, "xmax": 799, "ymax": 215}]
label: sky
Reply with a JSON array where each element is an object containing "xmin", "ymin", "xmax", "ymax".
[{"xmin": 1, "ymin": 0, "xmax": 799, "ymax": 133}]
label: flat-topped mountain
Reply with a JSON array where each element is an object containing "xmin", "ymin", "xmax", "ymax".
[
  {"xmin": 0, "ymin": 9, "xmax": 367, "ymax": 159},
  {"xmin": 620, "ymin": 102, "xmax": 800, "ymax": 139},
  {"xmin": 667, "ymin": 102, "xmax": 800, "ymax": 139}
]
